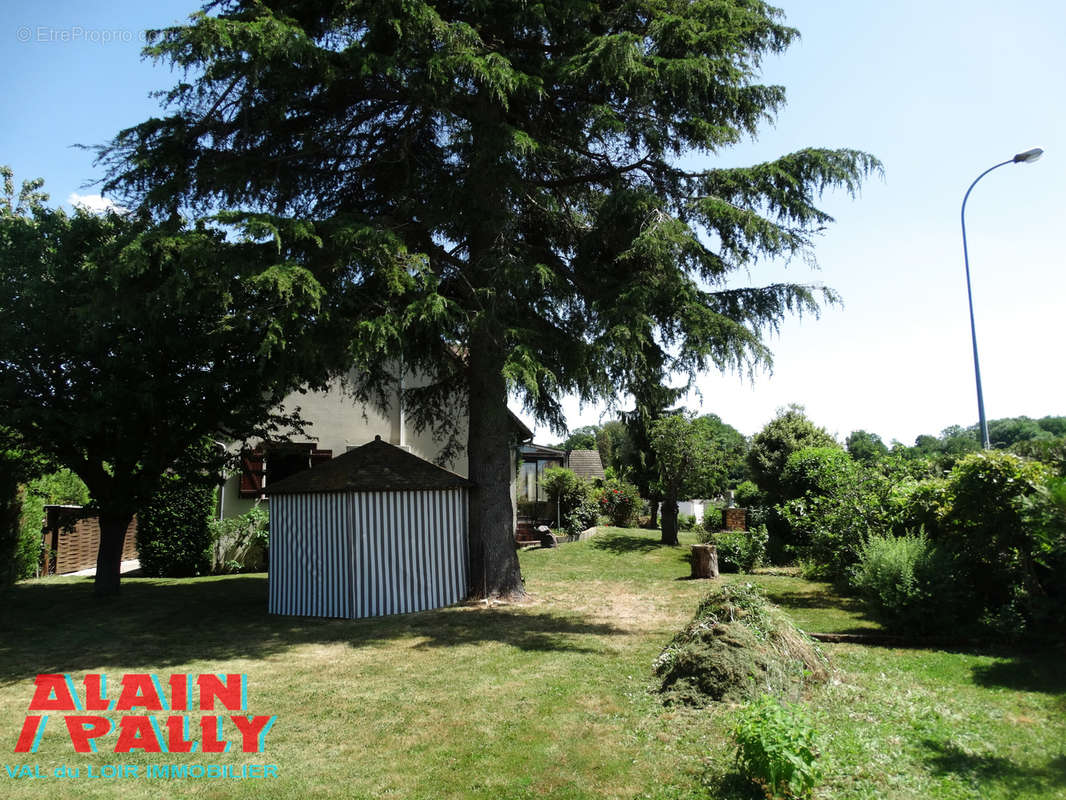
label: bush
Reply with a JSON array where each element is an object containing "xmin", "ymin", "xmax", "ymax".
[
  {"xmin": 540, "ymin": 466, "xmax": 599, "ymax": 534},
  {"xmin": 210, "ymin": 505, "xmax": 269, "ymax": 573},
  {"xmin": 733, "ymin": 480, "xmax": 763, "ymax": 508},
  {"xmin": 701, "ymin": 502, "xmax": 724, "ymax": 534},
  {"xmin": 1, "ymin": 478, "xmax": 26, "ymax": 588},
  {"xmin": 565, "ymin": 493, "xmax": 600, "ymax": 536},
  {"xmin": 597, "ymin": 478, "xmax": 642, "ymax": 527},
  {"xmin": 713, "ymin": 524, "xmax": 769, "ymax": 573},
  {"xmin": 732, "ymin": 694, "xmax": 822, "ymax": 800},
  {"xmin": 850, "ymin": 530, "xmax": 962, "ymax": 635},
  {"xmin": 747, "ymin": 405, "xmax": 838, "ymax": 507},
  {"xmin": 679, "ymin": 514, "xmax": 698, "ymax": 532},
  {"xmin": 779, "ymin": 447, "xmax": 892, "ymax": 585},
  {"xmin": 137, "ymin": 473, "xmax": 216, "ymax": 578},
  {"xmin": 888, "ymin": 477, "xmax": 947, "ymax": 536},
  {"xmin": 937, "ymin": 451, "xmax": 1055, "ymax": 633},
  {"xmin": 780, "ymin": 447, "xmax": 855, "ymax": 500},
  {"xmin": 869, "ymin": 451, "xmax": 1066, "ymax": 637},
  {"xmin": 15, "ymin": 469, "xmax": 90, "ymax": 581},
  {"xmin": 1020, "ymin": 476, "xmax": 1066, "ymax": 632}
]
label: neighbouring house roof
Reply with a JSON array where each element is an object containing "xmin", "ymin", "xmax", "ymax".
[
  {"xmin": 519, "ymin": 443, "xmax": 565, "ymax": 460},
  {"xmin": 567, "ymin": 449, "xmax": 605, "ymax": 479},
  {"xmin": 264, "ymin": 436, "xmax": 474, "ymax": 495}
]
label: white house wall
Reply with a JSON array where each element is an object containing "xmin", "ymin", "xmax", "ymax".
[
  {"xmin": 220, "ymin": 370, "xmax": 469, "ymax": 518},
  {"xmin": 677, "ymin": 500, "xmax": 706, "ymax": 524},
  {"xmin": 268, "ymin": 488, "xmax": 470, "ymax": 619}
]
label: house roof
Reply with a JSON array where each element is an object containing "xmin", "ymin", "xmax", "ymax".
[
  {"xmin": 519, "ymin": 443, "xmax": 565, "ymax": 460},
  {"xmin": 567, "ymin": 449, "xmax": 605, "ymax": 479},
  {"xmin": 508, "ymin": 411, "xmax": 534, "ymax": 443},
  {"xmin": 264, "ymin": 436, "xmax": 474, "ymax": 495}
]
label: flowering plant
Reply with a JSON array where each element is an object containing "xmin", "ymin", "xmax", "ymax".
[{"xmin": 597, "ymin": 479, "xmax": 642, "ymax": 527}]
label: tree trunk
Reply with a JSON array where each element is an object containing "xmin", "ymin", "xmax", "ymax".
[
  {"xmin": 466, "ymin": 331, "xmax": 524, "ymax": 600},
  {"xmin": 648, "ymin": 495, "xmax": 661, "ymax": 528},
  {"xmin": 660, "ymin": 496, "xmax": 679, "ymax": 546},
  {"xmin": 93, "ymin": 510, "xmax": 133, "ymax": 597}
]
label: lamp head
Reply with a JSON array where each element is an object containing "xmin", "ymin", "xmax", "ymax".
[{"xmin": 1013, "ymin": 147, "xmax": 1044, "ymax": 164}]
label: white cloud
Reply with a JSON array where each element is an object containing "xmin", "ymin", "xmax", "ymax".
[{"xmin": 68, "ymin": 193, "xmax": 126, "ymax": 215}]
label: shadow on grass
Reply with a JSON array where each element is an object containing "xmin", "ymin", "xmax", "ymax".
[
  {"xmin": 923, "ymin": 739, "xmax": 1066, "ymax": 794},
  {"xmin": 591, "ymin": 533, "xmax": 670, "ymax": 555},
  {"xmin": 756, "ymin": 586, "xmax": 881, "ymax": 636},
  {"xmin": 971, "ymin": 653, "xmax": 1066, "ymax": 698},
  {"xmin": 699, "ymin": 770, "xmax": 765, "ymax": 800},
  {"xmin": 0, "ymin": 575, "xmax": 626, "ymax": 685},
  {"xmin": 759, "ymin": 588, "xmax": 863, "ymax": 613}
]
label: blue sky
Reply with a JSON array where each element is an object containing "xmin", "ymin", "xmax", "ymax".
[{"xmin": 3, "ymin": 1, "xmax": 1064, "ymax": 446}]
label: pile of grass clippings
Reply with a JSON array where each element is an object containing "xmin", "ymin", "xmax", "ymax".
[{"xmin": 654, "ymin": 582, "xmax": 828, "ymax": 705}]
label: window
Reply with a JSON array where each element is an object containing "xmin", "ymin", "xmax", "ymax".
[{"xmin": 239, "ymin": 443, "xmax": 332, "ymax": 499}]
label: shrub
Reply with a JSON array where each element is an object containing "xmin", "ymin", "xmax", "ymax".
[
  {"xmin": 15, "ymin": 469, "xmax": 90, "ymax": 581},
  {"xmin": 565, "ymin": 493, "xmax": 600, "ymax": 536},
  {"xmin": 732, "ymin": 694, "xmax": 822, "ymax": 800},
  {"xmin": 597, "ymin": 478, "xmax": 642, "ymax": 527},
  {"xmin": 850, "ymin": 530, "xmax": 962, "ymax": 635},
  {"xmin": 747, "ymin": 405, "xmax": 838, "ymax": 507},
  {"xmin": 541, "ymin": 466, "xmax": 596, "ymax": 532},
  {"xmin": 1020, "ymin": 476, "xmax": 1066, "ymax": 632},
  {"xmin": 888, "ymin": 476, "xmax": 947, "ymax": 536},
  {"xmin": 700, "ymin": 501, "xmax": 726, "ymax": 534},
  {"xmin": 1, "ymin": 477, "xmax": 26, "ymax": 588},
  {"xmin": 679, "ymin": 514, "xmax": 698, "ymax": 531},
  {"xmin": 938, "ymin": 451, "xmax": 1052, "ymax": 631},
  {"xmin": 137, "ymin": 473, "xmax": 216, "ymax": 578},
  {"xmin": 540, "ymin": 466, "xmax": 585, "ymax": 511},
  {"xmin": 713, "ymin": 524, "xmax": 769, "ymax": 573},
  {"xmin": 780, "ymin": 447, "xmax": 855, "ymax": 500},
  {"xmin": 1011, "ymin": 436, "xmax": 1066, "ymax": 476},
  {"xmin": 210, "ymin": 505, "xmax": 269, "ymax": 573},
  {"xmin": 779, "ymin": 447, "xmax": 892, "ymax": 585},
  {"xmin": 0, "ymin": 441, "xmax": 50, "ymax": 587},
  {"xmin": 733, "ymin": 480, "xmax": 763, "ymax": 508}
]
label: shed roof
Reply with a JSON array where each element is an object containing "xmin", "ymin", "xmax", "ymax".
[
  {"xmin": 567, "ymin": 449, "xmax": 605, "ymax": 479},
  {"xmin": 264, "ymin": 436, "xmax": 474, "ymax": 495}
]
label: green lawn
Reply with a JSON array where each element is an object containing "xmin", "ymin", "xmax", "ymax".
[{"xmin": 1, "ymin": 527, "xmax": 1063, "ymax": 799}]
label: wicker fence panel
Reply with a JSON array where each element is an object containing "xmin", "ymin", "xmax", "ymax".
[{"xmin": 41, "ymin": 506, "xmax": 138, "ymax": 575}]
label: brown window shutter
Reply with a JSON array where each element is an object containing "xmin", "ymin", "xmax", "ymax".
[
  {"xmin": 239, "ymin": 449, "xmax": 266, "ymax": 498},
  {"xmin": 311, "ymin": 448, "xmax": 333, "ymax": 467}
]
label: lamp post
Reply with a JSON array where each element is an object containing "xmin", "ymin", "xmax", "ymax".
[{"xmin": 960, "ymin": 147, "xmax": 1043, "ymax": 449}]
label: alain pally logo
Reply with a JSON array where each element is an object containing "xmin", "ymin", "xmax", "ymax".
[{"xmin": 6, "ymin": 673, "xmax": 278, "ymax": 780}]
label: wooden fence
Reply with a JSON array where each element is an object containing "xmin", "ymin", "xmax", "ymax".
[{"xmin": 40, "ymin": 506, "xmax": 138, "ymax": 575}]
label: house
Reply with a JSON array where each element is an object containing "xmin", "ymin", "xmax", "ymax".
[
  {"xmin": 221, "ymin": 370, "xmax": 532, "ymax": 519},
  {"xmin": 516, "ymin": 443, "xmax": 565, "ymax": 522},
  {"xmin": 516, "ymin": 443, "xmax": 605, "ymax": 530}
]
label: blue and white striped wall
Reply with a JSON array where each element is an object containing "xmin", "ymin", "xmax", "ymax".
[{"xmin": 268, "ymin": 489, "xmax": 469, "ymax": 619}]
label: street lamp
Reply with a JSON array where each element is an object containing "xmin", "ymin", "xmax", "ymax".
[{"xmin": 960, "ymin": 147, "xmax": 1044, "ymax": 449}]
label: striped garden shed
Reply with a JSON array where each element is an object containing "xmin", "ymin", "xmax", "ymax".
[{"xmin": 265, "ymin": 435, "xmax": 473, "ymax": 619}]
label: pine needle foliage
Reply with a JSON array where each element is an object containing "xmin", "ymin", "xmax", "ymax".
[{"xmin": 97, "ymin": 0, "xmax": 881, "ymax": 596}]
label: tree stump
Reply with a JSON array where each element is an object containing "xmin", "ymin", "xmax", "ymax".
[
  {"xmin": 690, "ymin": 544, "xmax": 719, "ymax": 579},
  {"xmin": 537, "ymin": 525, "xmax": 558, "ymax": 548}
]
